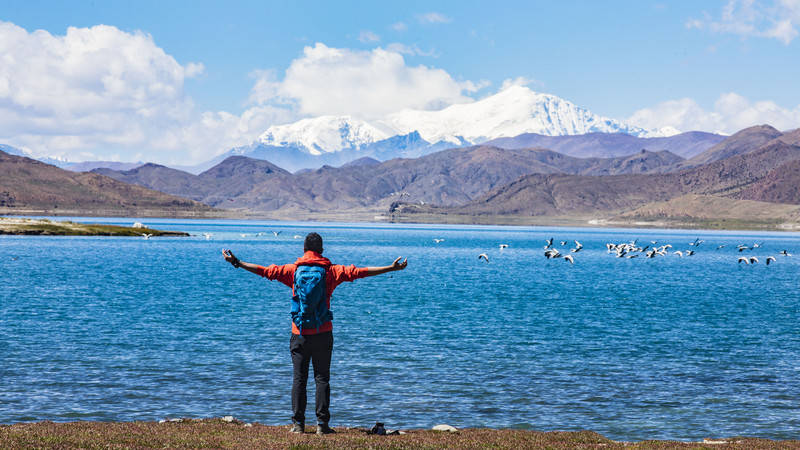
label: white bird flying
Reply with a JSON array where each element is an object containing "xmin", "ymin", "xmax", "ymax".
[
  {"xmin": 545, "ymin": 249, "xmax": 562, "ymax": 259},
  {"xmin": 478, "ymin": 253, "xmax": 489, "ymax": 262},
  {"xmin": 499, "ymin": 244, "xmax": 509, "ymax": 249},
  {"xmin": 434, "ymin": 239, "xmax": 445, "ymax": 243},
  {"xmin": 738, "ymin": 257, "xmax": 749, "ymax": 264},
  {"xmin": 674, "ymin": 251, "xmax": 683, "ymax": 257},
  {"xmin": 749, "ymin": 257, "xmax": 759, "ymax": 264},
  {"xmin": 564, "ymin": 255, "xmax": 574, "ymax": 264},
  {"xmin": 766, "ymin": 256, "xmax": 776, "ymax": 265}
]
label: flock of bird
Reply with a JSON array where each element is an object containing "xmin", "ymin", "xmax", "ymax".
[
  {"xmin": 196, "ymin": 230, "xmax": 292, "ymax": 240},
  {"xmin": 599, "ymin": 237, "xmax": 791, "ymax": 266},
  {"xmin": 464, "ymin": 235, "xmax": 793, "ymax": 266},
  {"xmin": 135, "ymin": 224, "xmax": 794, "ymax": 268}
]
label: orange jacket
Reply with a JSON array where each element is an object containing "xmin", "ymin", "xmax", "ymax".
[{"xmin": 256, "ymin": 251, "xmax": 369, "ymax": 335}]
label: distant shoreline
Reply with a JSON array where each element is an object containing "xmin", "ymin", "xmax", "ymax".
[{"xmin": 2, "ymin": 208, "xmax": 799, "ymax": 233}]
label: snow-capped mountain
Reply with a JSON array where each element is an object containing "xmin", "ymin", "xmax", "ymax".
[
  {"xmin": 257, "ymin": 115, "xmax": 391, "ymax": 155},
  {"xmin": 384, "ymin": 85, "xmax": 678, "ymax": 143},
  {"xmin": 249, "ymin": 86, "xmax": 678, "ymax": 157},
  {"xmin": 0, "ymin": 144, "xmax": 29, "ymax": 157}
]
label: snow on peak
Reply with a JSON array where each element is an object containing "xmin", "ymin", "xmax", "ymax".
[
  {"xmin": 382, "ymin": 85, "xmax": 669, "ymax": 142},
  {"xmin": 257, "ymin": 115, "xmax": 390, "ymax": 155},
  {"xmin": 250, "ymin": 86, "xmax": 678, "ymax": 155}
]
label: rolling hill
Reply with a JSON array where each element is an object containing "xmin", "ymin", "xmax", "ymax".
[
  {"xmin": 435, "ymin": 131, "xmax": 800, "ymax": 218},
  {"xmin": 94, "ymin": 144, "xmax": 686, "ymax": 213},
  {"xmin": 0, "ymin": 150, "xmax": 217, "ymax": 216},
  {"xmin": 674, "ymin": 125, "xmax": 782, "ymax": 169}
]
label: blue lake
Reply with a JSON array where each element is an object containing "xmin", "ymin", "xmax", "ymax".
[{"xmin": 1, "ymin": 217, "xmax": 799, "ymax": 441}]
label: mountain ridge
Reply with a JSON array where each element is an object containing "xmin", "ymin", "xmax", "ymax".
[{"xmin": 0, "ymin": 150, "xmax": 217, "ymax": 216}]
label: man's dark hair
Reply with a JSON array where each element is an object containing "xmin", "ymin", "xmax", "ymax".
[{"xmin": 304, "ymin": 232, "xmax": 323, "ymax": 253}]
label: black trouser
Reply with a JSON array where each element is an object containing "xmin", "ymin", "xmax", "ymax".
[{"xmin": 290, "ymin": 331, "xmax": 333, "ymax": 425}]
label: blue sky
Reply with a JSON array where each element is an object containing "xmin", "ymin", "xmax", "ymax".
[{"xmin": 1, "ymin": 0, "xmax": 799, "ymax": 164}]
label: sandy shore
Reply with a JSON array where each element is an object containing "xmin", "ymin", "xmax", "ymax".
[{"xmin": 0, "ymin": 418, "xmax": 797, "ymax": 449}]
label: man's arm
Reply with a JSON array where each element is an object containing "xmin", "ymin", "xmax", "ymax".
[
  {"xmin": 362, "ymin": 256, "xmax": 408, "ymax": 277},
  {"xmin": 222, "ymin": 249, "xmax": 262, "ymax": 275}
]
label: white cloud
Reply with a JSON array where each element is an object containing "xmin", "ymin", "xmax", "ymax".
[
  {"xmin": 385, "ymin": 42, "xmax": 439, "ymax": 57},
  {"xmin": 417, "ymin": 12, "xmax": 452, "ymax": 24},
  {"xmin": 628, "ymin": 93, "xmax": 800, "ymax": 134},
  {"xmin": 0, "ymin": 21, "xmax": 293, "ymax": 164},
  {"xmin": 688, "ymin": 0, "xmax": 800, "ymax": 44},
  {"xmin": 391, "ymin": 22, "xmax": 408, "ymax": 32},
  {"xmin": 249, "ymin": 43, "xmax": 480, "ymax": 119},
  {"xmin": 0, "ymin": 22, "xmax": 484, "ymax": 164},
  {"xmin": 765, "ymin": 18, "xmax": 799, "ymax": 43},
  {"xmin": 500, "ymin": 76, "xmax": 540, "ymax": 91},
  {"xmin": 358, "ymin": 30, "xmax": 380, "ymax": 43}
]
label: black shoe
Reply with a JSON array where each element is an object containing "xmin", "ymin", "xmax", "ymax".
[
  {"xmin": 290, "ymin": 423, "xmax": 304, "ymax": 434},
  {"xmin": 316, "ymin": 423, "xmax": 335, "ymax": 435}
]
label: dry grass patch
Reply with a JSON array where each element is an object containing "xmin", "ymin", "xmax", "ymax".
[{"xmin": 1, "ymin": 419, "xmax": 798, "ymax": 449}]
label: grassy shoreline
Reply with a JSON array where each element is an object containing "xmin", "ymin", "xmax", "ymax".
[
  {"xmin": 0, "ymin": 217, "xmax": 189, "ymax": 236},
  {"xmin": 1, "ymin": 418, "xmax": 797, "ymax": 449}
]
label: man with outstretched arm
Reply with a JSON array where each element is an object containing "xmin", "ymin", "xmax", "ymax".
[{"xmin": 221, "ymin": 232, "xmax": 407, "ymax": 435}]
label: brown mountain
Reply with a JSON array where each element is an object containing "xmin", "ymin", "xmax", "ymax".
[
  {"xmin": 452, "ymin": 172, "xmax": 679, "ymax": 216},
  {"xmin": 737, "ymin": 159, "xmax": 800, "ymax": 204},
  {"xmin": 0, "ymin": 150, "xmax": 215, "ymax": 216},
  {"xmin": 619, "ymin": 194, "xmax": 800, "ymax": 223},
  {"xmin": 776, "ymin": 128, "xmax": 800, "ymax": 146},
  {"xmin": 576, "ymin": 150, "xmax": 683, "ymax": 175},
  {"xmin": 679, "ymin": 140, "xmax": 800, "ymax": 197},
  {"xmin": 484, "ymin": 131, "xmax": 724, "ymax": 158},
  {"xmin": 92, "ymin": 156, "xmax": 292, "ymax": 206},
  {"xmin": 444, "ymin": 137, "xmax": 800, "ymax": 217},
  {"xmin": 95, "ymin": 145, "xmax": 683, "ymax": 213},
  {"xmin": 93, "ymin": 163, "xmax": 204, "ymax": 200},
  {"xmin": 676, "ymin": 125, "xmax": 782, "ymax": 169}
]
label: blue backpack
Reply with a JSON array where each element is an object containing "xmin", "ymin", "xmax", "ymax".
[{"xmin": 291, "ymin": 265, "xmax": 332, "ymax": 333}]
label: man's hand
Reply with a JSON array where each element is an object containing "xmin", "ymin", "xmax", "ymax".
[
  {"xmin": 222, "ymin": 249, "xmax": 239, "ymax": 267},
  {"xmin": 391, "ymin": 256, "xmax": 408, "ymax": 271}
]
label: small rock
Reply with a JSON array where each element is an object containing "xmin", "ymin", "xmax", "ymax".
[
  {"xmin": 244, "ymin": 423, "xmax": 253, "ymax": 428},
  {"xmin": 432, "ymin": 424, "xmax": 458, "ymax": 432},
  {"xmin": 160, "ymin": 418, "xmax": 183, "ymax": 423},
  {"xmin": 221, "ymin": 416, "xmax": 235, "ymax": 423},
  {"xmin": 702, "ymin": 438, "xmax": 740, "ymax": 445}
]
